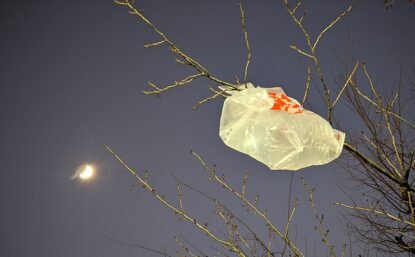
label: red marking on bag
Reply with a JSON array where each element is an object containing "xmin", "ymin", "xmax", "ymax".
[{"xmin": 268, "ymin": 91, "xmax": 304, "ymax": 114}]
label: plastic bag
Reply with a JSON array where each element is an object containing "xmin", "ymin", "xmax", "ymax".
[{"xmin": 219, "ymin": 83, "xmax": 345, "ymax": 171}]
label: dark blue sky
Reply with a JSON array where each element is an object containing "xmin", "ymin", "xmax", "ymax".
[{"xmin": 1, "ymin": 1, "xmax": 414, "ymax": 256}]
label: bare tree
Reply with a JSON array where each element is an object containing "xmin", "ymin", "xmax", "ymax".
[
  {"xmin": 334, "ymin": 64, "xmax": 415, "ymax": 255},
  {"xmin": 282, "ymin": 0, "xmax": 415, "ymax": 254},
  {"xmin": 107, "ymin": 0, "xmax": 415, "ymax": 256}
]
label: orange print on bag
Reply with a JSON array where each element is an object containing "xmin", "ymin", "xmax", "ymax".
[
  {"xmin": 268, "ymin": 91, "xmax": 304, "ymax": 114},
  {"xmin": 335, "ymin": 133, "xmax": 340, "ymax": 141}
]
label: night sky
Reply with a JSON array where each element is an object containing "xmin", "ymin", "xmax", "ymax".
[{"xmin": 1, "ymin": 1, "xmax": 414, "ymax": 256}]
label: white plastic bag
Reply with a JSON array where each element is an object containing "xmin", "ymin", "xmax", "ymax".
[{"xmin": 219, "ymin": 83, "xmax": 345, "ymax": 171}]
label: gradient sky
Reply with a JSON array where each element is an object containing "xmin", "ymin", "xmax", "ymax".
[{"xmin": 1, "ymin": 1, "xmax": 414, "ymax": 256}]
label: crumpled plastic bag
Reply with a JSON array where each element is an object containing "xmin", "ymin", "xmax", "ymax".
[{"xmin": 219, "ymin": 83, "xmax": 345, "ymax": 171}]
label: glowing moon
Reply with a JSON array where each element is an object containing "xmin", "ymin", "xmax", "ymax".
[{"xmin": 73, "ymin": 164, "xmax": 95, "ymax": 180}]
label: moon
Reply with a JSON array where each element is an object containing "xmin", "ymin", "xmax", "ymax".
[{"xmin": 73, "ymin": 164, "xmax": 95, "ymax": 180}]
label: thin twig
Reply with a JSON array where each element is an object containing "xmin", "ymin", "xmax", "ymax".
[
  {"xmin": 193, "ymin": 87, "xmax": 227, "ymax": 110},
  {"xmin": 348, "ymin": 79, "xmax": 415, "ymax": 129},
  {"xmin": 313, "ymin": 4, "xmax": 354, "ymax": 50},
  {"xmin": 289, "ymin": 45, "xmax": 314, "ymax": 59},
  {"xmin": 302, "ymin": 65, "xmax": 311, "ymax": 106},
  {"xmin": 334, "ymin": 201, "xmax": 415, "ymax": 227},
  {"xmin": 332, "ymin": 61, "xmax": 360, "ymax": 107},
  {"xmin": 101, "ymin": 234, "xmax": 173, "ymax": 257},
  {"xmin": 302, "ymin": 178, "xmax": 336, "ymax": 257},
  {"xmin": 144, "ymin": 74, "xmax": 204, "ymax": 95},
  {"xmin": 239, "ymin": 1, "xmax": 251, "ymax": 83},
  {"xmin": 144, "ymin": 39, "xmax": 166, "ymax": 48}
]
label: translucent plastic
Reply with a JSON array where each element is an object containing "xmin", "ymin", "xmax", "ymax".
[{"xmin": 219, "ymin": 83, "xmax": 345, "ymax": 171}]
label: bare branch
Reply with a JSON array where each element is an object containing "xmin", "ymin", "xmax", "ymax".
[
  {"xmin": 191, "ymin": 150, "xmax": 304, "ymax": 257},
  {"xmin": 302, "ymin": 65, "xmax": 311, "ymax": 106},
  {"xmin": 144, "ymin": 39, "xmax": 166, "ymax": 48},
  {"xmin": 170, "ymin": 173, "xmax": 274, "ymax": 257},
  {"xmin": 177, "ymin": 183, "xmax": 184, "ymax": 211},
  {"xmin": 335, "ymin": 202, "xmax": 415, "ymax": 227},
  {"xmin": 313, "ymin": 4, "xmax": 354, "ymax": 50},
  {"xmin": 332, "ymin": 61, "xmax": 359, "ymax": 108},
  {"xmin": 144, "ymin": 74, "xmax": 204, "ymax": 95},
  {"xmin": 242, "ymin": 173, "xmax": 248, "ymax": 198},
  {"xmin": 289, "ymin": 45, "xmax": 314, "ymax": 59},
  {"xmin": 302, "ymin": 178, "xmax": 336, "ymax": 257},
  {"xmin": 174, "ymin": 235, "xmax": 199, "ymax": 257},
  {"xmin": 105, "ymin": 145, "xmax": 248, "ymax": 257},
  {"xmin": 114, "ymin": 0, "xmax": 235, "ymax": 98},
  {"xmin": 102, "ymin": 234, "xmax": 173, "ymax": 257},
  {"xmin": 348, "ymin": 79, "xmax": 415, "ymax": 129},
  {"xmin": 239, "ymin": 1, "xmax": 251, "ymax": 83},
  {"xmin": 193, "ymin": 87, "xmax": 227, "ymax": 110},
  {"xmin": 343, "ymin": 143, "xmax": 415, "ymax": 191}
]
